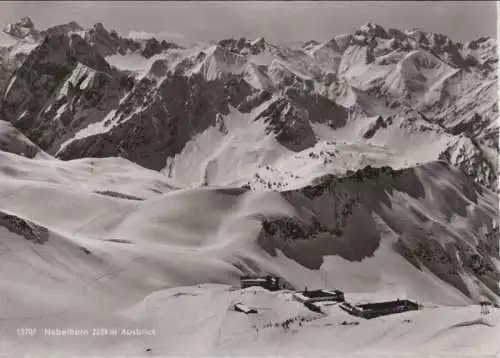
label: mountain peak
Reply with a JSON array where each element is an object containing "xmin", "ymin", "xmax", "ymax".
[
  {"xmin": 91, "ymin": 22, "xmax": 107, "ymax": 33},
  {"xmin": 42, "ymin": 21, "xmax": 84, "ymax": 38},
  {"xmin": 353, "ymin": 22, "xmax": 390, "ymax": 41},
  {"xmin": 18, "ymin": 17, "xmax": 35, "ymax": 29},
  {"xmin": 251, "ymin": 37, "xmax": 265, "ymax": 46},
  {"xmin": 3, "ymin": 16, "xmax": 39, "ymax": 39},
  {"xmin": 359, "ymin": 22, "xmax": 385, "ymax": 33},
  {"xmin": 405, "ymin": 27, "xmax": 424, "ymax": 34},
  {"xmin": 67, "ymin": 21, "xmax": 83, "ymax": 31},
  {"xmin": 217, "ymin": 36, "xmax": 272, "ymax": 55}
]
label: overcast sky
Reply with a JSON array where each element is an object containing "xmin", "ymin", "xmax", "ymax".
[{"xmin": 0, "ymin": 1, "xmax": 496, "ymax": 44}]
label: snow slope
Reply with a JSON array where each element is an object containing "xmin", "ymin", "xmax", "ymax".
[
  {"xmin": 0, "ymin": 151, "xmax": 175, "ymax": 199},
  {"xmin": 0, "ymin": 136, "xmax": 498, "ymax": 356},
  {"xmin": 0, "ymin": 150, "xmax": 497, "ymax": 301}
]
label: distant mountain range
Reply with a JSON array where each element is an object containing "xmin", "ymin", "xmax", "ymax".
[{"xmin": 0, "ymin": 17, "xmax": 496, "ymax": 189}]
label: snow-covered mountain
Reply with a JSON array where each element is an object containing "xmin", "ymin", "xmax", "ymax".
[{"xmin": 0, "ymin": 18, "xmax": 498, "ymax": 356}]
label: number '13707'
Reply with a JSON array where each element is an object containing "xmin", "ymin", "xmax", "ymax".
[{"xmin": 17, "ymin": 328, "xmax": 37, "ymax": 336}]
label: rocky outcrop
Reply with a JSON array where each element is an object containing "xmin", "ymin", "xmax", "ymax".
[
  {"xmin": 94, "ymin": 190, "xmax": 145, "ymax": 201},
  {"xmin": 0, "ymin": 211, "xmax": 49, "ymax": 244},
  {"xmin": 255, "ymin": 87, "xmax": 348, "ymax": 152}
]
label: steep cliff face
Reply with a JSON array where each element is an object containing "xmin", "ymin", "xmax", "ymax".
[
  {"xmin": 1, "ymin": 33, "xmax": 115, "ymax": 149},
  {"xmin": 57, "ymin": 73, "xmax": 255, "ymax": 170}
]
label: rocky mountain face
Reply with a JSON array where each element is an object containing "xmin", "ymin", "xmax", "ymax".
[
  {"xmin": 57, "ymin": 72, "xmax": 255, "ymax": 170},
  {"xmin": 0, "ymin": 19, "xmax": 497, "ymax": 183},
  {"xmin": 0, "ymin": 18, "xmax": 181, "ymax": 98},
  {"xmin": 258, "ymin": 162, "xmax": 499, "ymax": 302},
  {"xmin": 1, "ymin": 33, "xmax": 114, "ymax": 148}
]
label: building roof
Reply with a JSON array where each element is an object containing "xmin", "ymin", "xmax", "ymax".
[
  {"xmin": 298, "ymin": 289, "xmax": 343, "ymax": 298},
  {"xmin": 241, "ymin": 278, "xmax": 267, "ymax": 282},
  {"xmin": 234, "ymin": 303, "xmax": 257, "ymax": 314},
  {"xmin": 357, "ymin": 299, "xmax": 418, "ymax": 311}
]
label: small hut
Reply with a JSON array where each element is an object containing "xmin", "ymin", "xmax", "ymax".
[
  {"xmin": 240, "ymin": 275, "xmax": 281, "ymax": 291},
  {"xmin": 234, "ymin": 303, "xmax": 258, "ymax": 314},
  {"xmin": 293, "ymin": 289, "xmax": 345, "ymax": 304}
]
